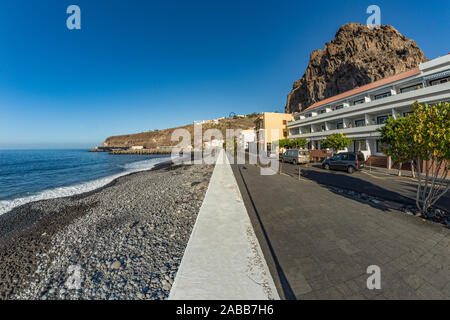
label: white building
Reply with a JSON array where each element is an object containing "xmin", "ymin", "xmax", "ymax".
[
  {"xmin": 287, "ymin": 54, "xmax": 450, "ymax": 164},
  {"xmin": 238, "ymin": 128, "xmax": 256, "ymax": 150},
  {"xmin": 204, "ymin": 138, "xmax": 224, "ymax": 148}
]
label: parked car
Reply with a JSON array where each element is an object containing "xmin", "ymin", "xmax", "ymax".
[
  {"xmin": 321, "ymin": 152, "xmax": 365, "ymax": 174},
  {"xmin": 280, "ymin": 149, "xmax": 310, "ymax": 165}
]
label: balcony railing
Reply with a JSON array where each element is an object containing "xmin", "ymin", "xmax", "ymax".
[
  {"xmin": 287, "ymin": 83, "xmax": 444, "ymax": 125},
  {"xmin": 289, "ymin": 124, "xmax": 384, "ymax": 139}
]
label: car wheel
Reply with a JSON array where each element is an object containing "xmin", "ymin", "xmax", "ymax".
[
  {"xmin": 347, "ymin": 166, "xmax": 355, "ymax": 174},
  {"xmin": 324, "ymin": 164, "xmax": 330, "ymax": 170}
]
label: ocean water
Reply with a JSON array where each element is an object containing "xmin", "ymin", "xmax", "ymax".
[{"xmin": 0, "ymin": 149, "xmax": 171, "ymax": 215}]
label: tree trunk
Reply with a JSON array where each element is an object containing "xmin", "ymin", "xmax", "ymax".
[
  {"xmin": 411, "ymin": 160, "xmax": 416, "ymax": 178},
  {"xmin": 398, "ymin": 162, "xmax": 402, "ymax": 176}
]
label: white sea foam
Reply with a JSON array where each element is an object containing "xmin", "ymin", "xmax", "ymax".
[{"xmin": 0, "ymin": 156, "xmax": 173, "ymax": 216}]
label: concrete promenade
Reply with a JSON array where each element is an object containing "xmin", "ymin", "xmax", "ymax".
[{"xmin": 169, "ymin": 151, "xmax": 279, "ymax": 300}]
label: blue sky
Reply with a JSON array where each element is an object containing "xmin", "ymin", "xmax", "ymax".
[{"xmin": 0, "ymin": 0, "xmax": 449, "ymax": 148}]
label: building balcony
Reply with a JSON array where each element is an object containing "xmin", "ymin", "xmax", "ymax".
[
  {"xmin": 288, "ymin": 124, "xmax": 384, "ymax": 139},
  {"xmin": 287, "ymin": 82, "xmax": 450, "ymax": 128}
]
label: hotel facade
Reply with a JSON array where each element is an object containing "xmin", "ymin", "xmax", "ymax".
[
  {"xmin": 287, "ymin": 55, "xmax": 450, "ymax": 167},
  {"xmin": 255, "ymin": 112, "xmax": 293, "ymax": 153}
]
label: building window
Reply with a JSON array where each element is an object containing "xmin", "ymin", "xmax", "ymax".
[
  {"xmin": 336, "ymin": 122, "xmax": 344, "ymax": 129},
  {"xmin": 283, "ymin": 120, "xmax": 287, "ymax": 125},
  {"xmin": 400, "ymin": 83, "xmax": 423, "ymax": 93},
  {"xmin": 353, "ymin": 99, "xmax": 365, "ymax": 105},
  {"xmin": 430, "ymin": 76, "xmax": 450, "ymax": 86},
  {"xmin": 354, "ymin": 140, "xmax": 367, "ymax": 151},
  {"xmin": 376, "ymin": 140, "xmax": 388, "ymax": 153},
  {"xmin": 376, "ymin": 115, "xmax": 389, "ymax": 125},
  {"xmin": 335, "ymin": 105, "xmax": 344, "ymax": 110},
  {"xmin": 321, "ymin": 125, "xmax": 326, "ymax": 131},
  {"xmin": 374, "ymin": 92, "xmax": 392, "ymax": 100},
  {"xmin": 355, "ymin": 119, "xmax": 365, "ymax": 127},
  {"xmin": 320, "ymin": 109, "xmax": 326, "ymax": 114}
]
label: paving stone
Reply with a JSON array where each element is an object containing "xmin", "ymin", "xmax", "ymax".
[
  {"xmin": 233, "ymin": 163, "xmax": 450, "ymax": 300},
  {"xmin": 416, "ymin": 282, "xmax": 445, "ymax": 300},
  {"xmin": 401, "ymin": 273, "xmax": 425, "ymax": 290},
  {"xmin": 315, "ymin": 287, "xmax": 345, "ymax": 300}
]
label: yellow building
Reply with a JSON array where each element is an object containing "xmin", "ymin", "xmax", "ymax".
[{"xmin": 254, "ymin": 112, "xmax": 293, "ymax": 153}]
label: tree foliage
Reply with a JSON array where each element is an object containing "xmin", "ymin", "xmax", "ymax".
[
  {"xmin": 291, "ymin": 138, "xmax": 307, "ymax": 149},
  {"xmin": 321, "ymin": 133, "xmax": 354, "ymax": 153},
  {"xmin": 277, "ymin": 139, "xmax": 291, "ymax": 149},
  {"xmin": 378, "ymin": 116, "xmax": 412, "ymax": 163},
  {"xmin": 378, "ymin": 115, "xmax": 413, "ymax": 175},
  {"xmin": 378, "ymin": 102, "xmax": 450, "ymax": 214},
  {"xmin": 277, "ymin": 138, "xmax": 307, "ymax": 149}
]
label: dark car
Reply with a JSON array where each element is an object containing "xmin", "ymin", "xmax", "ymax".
[{"xmin": 321, "ymin": 152, "xmax": 365, "ymax": 174}]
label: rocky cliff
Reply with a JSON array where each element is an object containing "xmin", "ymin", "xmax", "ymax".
[
  {"xmin": 102, "ymin": 114, "xmax": 259, "ymax": 148},
  {"xmin": 285, "ymin": 23, "xmax": 428, "ymax": 113}
]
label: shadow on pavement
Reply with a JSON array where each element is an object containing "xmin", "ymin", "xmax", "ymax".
[
  {"xmin": 300, "ymin": 168, "xmax": 417, "ymax": 206},
  {"xmin": 236, "ymin": 165, "xmax": 297, "ymax": 300}
]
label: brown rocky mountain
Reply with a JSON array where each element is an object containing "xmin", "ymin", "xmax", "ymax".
[
  {"xmin": 102, "ymin": 114, "xmax": 259, "ymax": 148},
  {"xmin": 285, "ymin": 23, "xmax": 428, "ymax": 113}
]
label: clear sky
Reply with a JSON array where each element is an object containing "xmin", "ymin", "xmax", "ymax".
[{"xmin": 0, "ymin": 0, "xmax": 449, "ymax": 148}]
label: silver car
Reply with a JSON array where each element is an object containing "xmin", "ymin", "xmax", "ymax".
[{"xmin": 280, "ymin": 149, "xmax": 310, "ymax": 165}]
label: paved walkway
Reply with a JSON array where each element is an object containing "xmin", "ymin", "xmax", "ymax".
[
  {"xmin": 232, "ymin": 163, "xmax": 450, "ymax": 299},
  {"xmin": 169, "ymin": 151, "xmax": 279, "ymax": 300},
  {"xmin": 279, "ymin": 162, "xmax": 450, "ymax": 210}
]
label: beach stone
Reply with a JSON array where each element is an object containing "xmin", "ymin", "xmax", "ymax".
[
  {"xmin": 110, "ymin": 261, "xmax": 122, "ymax": 270},
  {"xmin": 1, "ymin": 161, "xmax": 213, "ymax": 300}
]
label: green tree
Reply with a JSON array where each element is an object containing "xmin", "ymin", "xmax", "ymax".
[
  {"xmin": 321, "ymin": 133, "xmax": 354, "ymax": 153},
  {"xmin": 378, "ymin": 102, "xmax": 450, "ymax": 215},
  {"xmin": 277, "ymin": 139, "xmax": 291, "ymax": 149},
  {"xmin": 378, "ymin": 116, "xmax": 412, "ymax": 176},
  {"xmin": 291, "ymin": 138, "xmax": 307, "ymax": 149}
]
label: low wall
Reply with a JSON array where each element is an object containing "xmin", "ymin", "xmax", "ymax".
[
  {"xmin": 109, "ymin": 148, "xmax": 173, "ymax": 155},
  {"xmin": 309, "ymin": 150, "xmax": 332, "ymax": 162}
]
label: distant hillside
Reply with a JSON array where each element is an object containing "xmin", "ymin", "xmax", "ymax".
[{"xmin": 103, "ymin": 114, "xmax": 260, "ymax": 148}]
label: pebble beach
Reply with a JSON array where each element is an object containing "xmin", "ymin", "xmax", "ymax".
[{"xmin": 0, "ymin": 161, "xmax": 214, "ymax": 300}]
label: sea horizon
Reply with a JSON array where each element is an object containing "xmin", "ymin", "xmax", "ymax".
[
  {"xmin": 0, "ymin": 143, "xmax": 100, "ymax": 150},
  {"xmin": 0, "ymin": 149, "xmax": 171, "ymax": 215}
]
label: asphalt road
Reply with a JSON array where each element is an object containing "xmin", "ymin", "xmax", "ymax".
[
  {"xmin": 279, "ymin": 161, "xmax": 449, "ymax": 211},
  {"xmin": 232, "ymin": 163, "xmax": 450, "ymax": 299}
]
